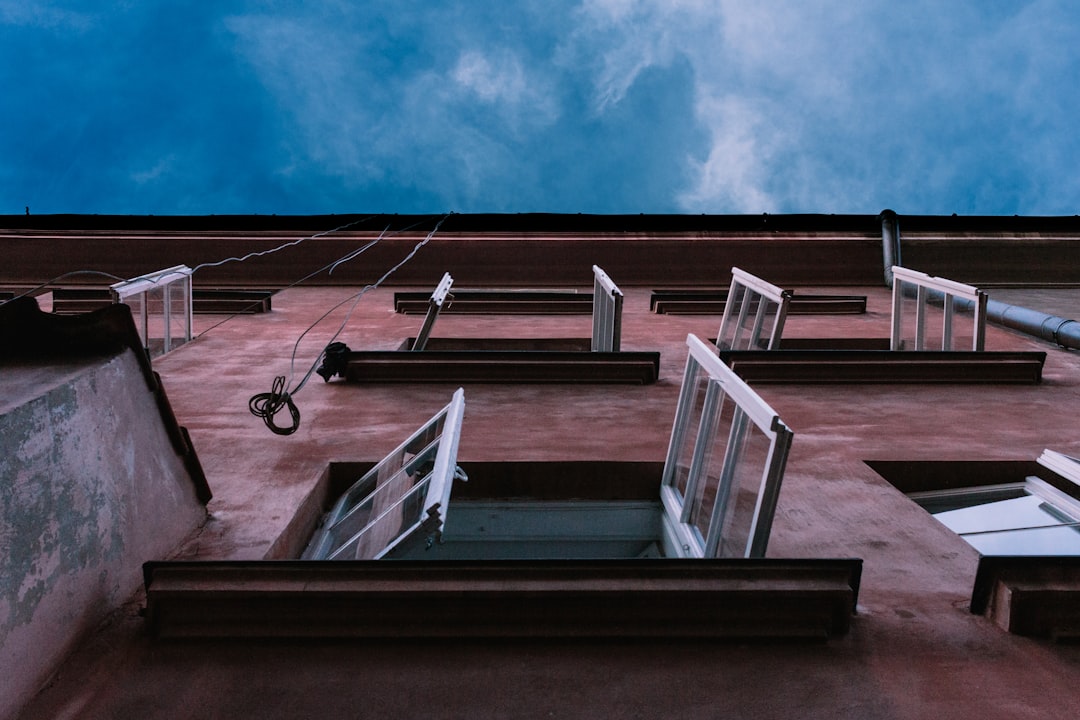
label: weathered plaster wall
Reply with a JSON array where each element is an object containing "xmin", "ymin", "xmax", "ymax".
[{"xmin": 0, "ymin": 350, "xmax": 206, "ymax": 720}]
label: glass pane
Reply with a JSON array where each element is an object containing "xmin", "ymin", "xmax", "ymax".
[
  {"xmin": 146, "ymin": 285, "xmax": 166, "ymax": 355},
  {"xmin": 935, "ymin": 494, "xmax": 1080, "ymax": 556},
  {"xmin": 894, "ymin": 283, "xmax": 922, "ymax": 351},
  {"xmin": 122, "ymin": 294, "xmax": 147, "ymax": 348},
  {"xmin": 688, "ymin": 392, "xmax": 734, "ymax": 542},
  {"xmin": 942, "ymin": 295, "xmax": 979, "ymax": 351},
  {"xmin": 666, "ymin": 360, "xmax": 709, "ymax": 504},
  {"xmin": 167, "ymin": 279, "xmax": 189, "ymax": 350},
  {"xmin": 329, "ymin": 475, "xmax": 434, "ymax": 559},
  {"xmin": 718, "ymin": 288, "xmax": 780, "ymax": 351},
  {"xmin": 934, "ymin": 494, "xmax": 1064, "ymax": 534},
  {"xmin": 712, "ymin": 417, "xmax": 774, "ymax": 557},
  {"xmin": 717, "ymin": 283, "xmax": 749, "ymax": 351},
  {"xmin": 961, "ymin": 526, "xmax": 1080, "ymax": 556}
]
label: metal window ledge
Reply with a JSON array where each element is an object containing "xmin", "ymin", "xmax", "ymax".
[
  {"xmin": 650, "ymin": 291, "xmax": 867, "ymax": 316},
  {"xmin": 395, "ymin": 290, "xmax": 593, "ymax": 315},
  {"xmin": 343, "ymin": 349, "xmax": 661, "ymax": 384},
  {"xmin": 143, "ymin": 558, "xmax": 862, "ymax": 640},
  {"xmin": 717, "ymin": 350, "xmax": 1046, "ymax": 384},
  {"xmin": 972, "ymin": 557, "xmax": 1080, "ymax": 640}
]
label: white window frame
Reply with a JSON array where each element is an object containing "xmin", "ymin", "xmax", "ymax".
[
  {"xmin": 110, "ymin": 265, "xmax": 194, "ymax": 356},
  {"xmin": 591, "ymin": 265, "xmax": 623, "ymax": 352},
  {"xmin": 660, "ymin": 334, "xmax": 794, "ymax": 558},
  {"xmin": 413, "ymin": 272, "xmax": 453, "ymax": 351},
  {"xmin": 910, "ymin": 449, "xmax": 1080, "ymax": 556},
  {"xmin": 304, "ymin": 388, "xmax": 466, "ymax": 560},
  {"xmin": 716, "ymin": 267, "xmax": 792, "ymax": 351},
  {"xmin": 1037, "ymin": 449, "xmax": 1080, "ymax": 483},
  {"xmin": 890, "ymin": 266, "xmax": 987, "ymax": 351}
]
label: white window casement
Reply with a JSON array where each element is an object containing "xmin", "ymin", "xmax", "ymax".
[
  {"xmin": 660, "ymin": 333, "xmax": 794, "ymax": 558},
  {"xmin": 302, "ymin": 388, "xmax": 467, "ymax": 560},
  {"xmin": 591, "ymin": 265, "xmax": 623, "ymax": 352},
  {"xmin": 412, "ymin": 272, "xmax": 453, "ymax": 351},
  {"xmin": 110, "ymin": 265, "xmax": 194, "ymax": 357},
  {"xmin": 716, "ymin": 267, "xmax": 792, "ymax": 351},
  {"xmin": 890, "ymin": 266, "xmax": 988, "ymax": 351},
  {"xmin": 910, "ymin": 450, "xmax": 1080, "ymax": 556}
]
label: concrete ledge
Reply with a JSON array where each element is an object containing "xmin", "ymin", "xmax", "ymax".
[
  {"xmin": 650, "ymin": 291, "xmax": 868, "ymax": 316},
  {"xmin": 342, "ymin": 350, "xmax": 661, "ymax": 384},
  {"xmin": 50, "ymin": 287, "xmax": 274, "ymax": 315},
  {"xmin": 972, "ymin": 557, "xmax": 1080, "ymax": 640},
  {"xmin": 143, "ymin": 558, "xmax": 862, "ymax": 640},
  {"xmin": 395, "ymin": 290, "xmax": 592, "ymax": 315},
  {"xmin": 717, "ymin": 350, "xmax": 1046, "ymax": 384}
]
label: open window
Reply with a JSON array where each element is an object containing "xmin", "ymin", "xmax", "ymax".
[
  {"xmin": 110, "ymin": 265, "xmax": 194, "ymax": 357},
  {"xmin": 873, "ymin": 451, "xmax": 1080, "ymax": 638},
  {"xmin": 321, "ymin": 267, "xmax": 659, "ymax": 384},
  {"xmin": 591, "ymin": 265, "xmax": 623, "ymax": 352},
  {"xmin": 909, "ymin": 450, "xmax": 1080, "ymax": 556},
  {"xmin": 412, "ymin": 272, "xmax": 453, "ymax": 351},
  {"xmin": 302, "ymin": 388, "xmax": 466, "ymax": 560},
  {"xmin": 715, "ymin": 267, "xmax": 792, "ymax": 351},
  {"xmin": 660, "ymin": 333, "xmax": 794, "ymax": 558},
  {"xmin": 890, "ymin": 266, "xmax": 987, "ymax": 351},
  {"xmin": 713, "ymin": 266, "xmax": 1044, "ymax": 384}
]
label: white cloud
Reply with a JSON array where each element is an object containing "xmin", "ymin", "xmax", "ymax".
[
  {"xmin": 452, "ymin": 51, "xmax": 526, "ymax": 104},
  {"xmin": 131, "ymin": 156, "xmax": 174, "ymax": 185},
  {"xmin": 677, "ymin": 95, "xmax": 776, "ymax": 212},
  {"xmin": 450, "ymin": 48, "xmax": 559, "ymax": 127}
]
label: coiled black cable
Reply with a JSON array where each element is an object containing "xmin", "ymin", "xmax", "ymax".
[{"xmin": 248, "ymin": 375, "xmax": 301, "ymax": 436}]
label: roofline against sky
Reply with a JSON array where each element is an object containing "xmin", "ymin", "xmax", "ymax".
[{"xmin": 3, "ymin": 210, "xmax": 1080, "ymax": 234}]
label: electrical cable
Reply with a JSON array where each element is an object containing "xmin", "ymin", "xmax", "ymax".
[
  {"xmin": 0, "ymin": 270, "xmax": 126, "ymax": 305},
  {"xmin": 248, "ymin": 213, "xmax": 451, "ymax": 435},
  {"xmin": 190, "ymin": 215, "xmax": 376, "ymax": 273},
  {"xmin": 4, "ymin": 215, "xmax": 380, "ymax": 310},
  {"xmin": 2, "ymin": 212, "xmax": 452, "ymax": 436},
  {"xmin": 195, "ymin": 216, "xmax": 438, "ymax": 339}
]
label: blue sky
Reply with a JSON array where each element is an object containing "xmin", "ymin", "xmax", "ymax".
[{"xmin": 2, "ymin": 1, "xmax": 1079, "ymax": 216}]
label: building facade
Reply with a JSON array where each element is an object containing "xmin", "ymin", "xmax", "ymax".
[{"xmin": 3, "ymin": 212, "xmax": 1080, "ymax": 718}]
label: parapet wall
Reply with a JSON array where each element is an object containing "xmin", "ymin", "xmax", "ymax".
[{"xmin": 0, "ymin": 348, "xmax": 208, "ymax": 719}]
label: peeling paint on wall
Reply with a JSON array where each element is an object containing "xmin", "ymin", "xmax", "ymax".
[{"xmin": 0, "ymin": 350, "xmax": 206, "ymax": 718}]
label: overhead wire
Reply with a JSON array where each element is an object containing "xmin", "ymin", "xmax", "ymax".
[
  {"xmin": 248, "ymin": 213, "xmax": 452, "ymax": 436},
  {"xmin": 2, "ymin": 211, "xmax": 453, "ymax": 436},
  {"xmin": 0, "ymin": 270, "xmax": 127, "ymax": 305},
  {"xmin": 1, "ymin": 216, "xmax": 379, "ymax": 308},
  {"xmin": 189, "ymin": 215, "xmax": 377, "ymax": 273}
]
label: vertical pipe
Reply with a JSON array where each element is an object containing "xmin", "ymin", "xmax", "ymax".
[{"xmin": 880, "ymin": 209, "xmax": 901, "ymax": 288}]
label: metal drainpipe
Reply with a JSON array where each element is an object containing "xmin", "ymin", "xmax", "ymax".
[
  {"xmin": 984, "ymin": 299, "xmax": 1080, "ymax": 350},
  {"xmin": 944, "ymin": 292, "xmax": 1080, "ymax": 350},
  {"xmin": 880, "ymin": 209, "xmax": 901, "ymax": 288}
]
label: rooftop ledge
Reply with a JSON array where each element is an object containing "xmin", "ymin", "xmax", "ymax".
[{"xmin": 143, "ymin": 558, "xmax": 862, "ymax": 641}]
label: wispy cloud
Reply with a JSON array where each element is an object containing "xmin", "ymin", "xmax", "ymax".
[{"xmin": 2, "ymin": 1, "xmax": 1079, "ymax": 215}]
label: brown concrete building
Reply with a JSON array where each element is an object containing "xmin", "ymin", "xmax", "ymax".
[{"xmin": 3, "ymin": 212, "xmax": 1080, "ymax": 719}]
